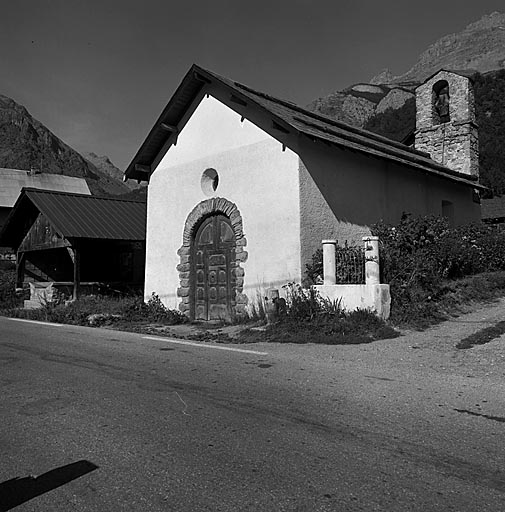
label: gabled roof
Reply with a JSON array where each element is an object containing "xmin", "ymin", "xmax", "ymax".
[
  {"xmin": 125, "ymin": 64, "xmax": 484, "ymax": 191},
  {"xmin": 0, "ymin": 188, "xmax": 146, "ymax": 248},
  {"xmin": 416, "ymin": 69, "xmax": 478, "ymax": 88},
  {"xmin": 0, "ymin": 168, "xmax": 90, "ymax": 208}
]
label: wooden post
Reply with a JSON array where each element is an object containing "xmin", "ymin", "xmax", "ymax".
[
  {"xmin": 67, "ymin": 245, "xmax": 81, "ymax": 300},
  {"xmin": 16, "ymin": 252, "xmax": 26, "ymax": 289}
]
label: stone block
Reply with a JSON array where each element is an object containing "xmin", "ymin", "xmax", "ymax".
[
  {"xmin": 177, "ymin": 287, "xmax": 189, "ymax": 297},
  {"xmin": 177, "ymin": 246, "xmax": 191, "ymax": 256},
  {"xmin": 236, "ymin": 292, "xmax": 249, "ymax": 305},
  {"xmin": 236, "ymin": 251, "xmax": 248, "ymax": 263}
]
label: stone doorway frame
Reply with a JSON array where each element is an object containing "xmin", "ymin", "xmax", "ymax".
[{"xmin": 176, "ymin": 197, "xmax": 248, "ymax": 318}]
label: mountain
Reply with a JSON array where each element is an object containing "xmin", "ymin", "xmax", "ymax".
[
  {"xmin": 308, "ymin": 12, "xmax": 505, "ymax": 129},
  {"xmin": 383, "ymin": 12, "xmax": 505, "ymax": 84},
  {"xmin": 82, "ymin": 151, "xmax": 142, "ymax": 191},
  {"xmin": 0, "ymin": 94, "xmax": 130, "ymax": 196}
]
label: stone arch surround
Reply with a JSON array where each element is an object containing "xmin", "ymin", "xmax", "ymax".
[{"xmin": 176, "ymin": 197, "xmax": 248, "ymax": 318}]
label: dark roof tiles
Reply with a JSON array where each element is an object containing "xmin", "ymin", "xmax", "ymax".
[{"xmin": 125, "ymin": 64, "xmax": 483, "ymax": 191}]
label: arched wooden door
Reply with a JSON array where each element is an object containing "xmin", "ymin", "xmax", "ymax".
[{"xmin": 191, "ymin": 214, "xmax": 235, "ymax": 321}]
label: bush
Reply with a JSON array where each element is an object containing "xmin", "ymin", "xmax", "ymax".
[
  {"xmin": 124, "ymin": 293, "xmax": 187, "ymax": 324},
  {"xmin": 304, "ymin": 243, "xmax": 365, "ymax": 286},
  {"xmin": 0, "ymin": 265, "xmax": 22, "ymax": 309},
  {"xmin": 253, "ymin": 282, "xmax": 400, "ymax": 344},
  {"xmin": 371, "ymin": 214, "xmax": 505, "ymax": 325},
  {"xmin": 3, "ymin": 293, "xmax": 187, "ymax": 326}
]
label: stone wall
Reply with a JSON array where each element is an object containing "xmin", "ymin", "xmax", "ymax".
[
  {"xmin": 415, "ymin": 122, "xmax": 479, "ymax": 176},
  {"xmin": 176, "ymin": 197, "xmax": 248, "ymax": 317},
  {"xmin": 415, "ymin": 70, "xmax": 478, "ymax": 177}
]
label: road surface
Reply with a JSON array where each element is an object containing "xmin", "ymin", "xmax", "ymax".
[{"xmin": 1, "ymin": 315, "xmax": 505, "ymax": 511}]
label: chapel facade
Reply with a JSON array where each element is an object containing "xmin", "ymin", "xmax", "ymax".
[{"xmin": 125, "ymin": 66, "xmax": 482, "ymax": 321}]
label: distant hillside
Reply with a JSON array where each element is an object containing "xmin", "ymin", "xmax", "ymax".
[
  {"xmin": 308, "ymin": 12, "xmax": 505, "ymax": 130},
  {"xmin": 83, "ymin": 151, "xmax": 141, "ymax": 191},
  {"xmin": 383, "ymin": 12, "xmax": 505, "ymax": 84},
  {"xmin": 0, "ymin": 95, "xmax": 129, "ymax": 196},
  {"xmin": 363, "ymin": 70, "xmax": 505, "ymax": 197},
  {"xmin": 118, "ymin": 185, "xmax": 147, "ymax": 202}
]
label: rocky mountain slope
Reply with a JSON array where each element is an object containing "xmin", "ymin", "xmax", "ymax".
[
  {"xmin": 308, "ymin": 12, "xmax": 505, "ymax": 129},
  {"xmin": 82, "ymin": 151, "xmax": 141, "ymax": 191},
  {"xmin": 0, "ymin": 95, "xmax": 129, "ymax": 196},
  {"xmin": 387, "ymin": 12, "xmax": 505, "ymax": 84}
]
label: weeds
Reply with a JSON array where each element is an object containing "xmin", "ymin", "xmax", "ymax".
[
  {"xmin": 246, "ymin": 283, "xmax": 400, "ymax": 344},
  {"xmin": 2, "ymin": 293, "xmax": 186, "ymax": 327}
]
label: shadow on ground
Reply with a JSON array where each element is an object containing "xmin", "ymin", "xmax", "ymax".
[{"xmin": 0, "ymin": 460, "xmax": 98, "ymax": 511}]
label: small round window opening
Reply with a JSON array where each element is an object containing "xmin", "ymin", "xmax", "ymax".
[{"xmin": 201, "ymin": 168, "xmax": 219, "ymax": 196}]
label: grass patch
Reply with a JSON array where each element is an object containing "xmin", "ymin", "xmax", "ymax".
[
  {"xmin": 396, "ymin": 271, "xmax": 505, "ymax": 330},
  {"xmin": 0, "ymin": 263, "xmax": 22, "ymax": 309},
  {"xmin": 1, "ymin": 293, "xmax": 187, "ymax": 327},
  {"xmin": 239, "ymin": 312, "xmax": 400, "ymax": 345},
  {"xmin": 456, "ymin": 320, "xmax": 505, "ymax": 349},
  {"xmin": 238, "ymin": 285, "xmax": 400, "ymax": 345}
]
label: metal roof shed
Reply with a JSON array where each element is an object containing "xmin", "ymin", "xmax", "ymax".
[{"xmin": 0, "ymin": 188, "xmax": 147, "ymax": 301}]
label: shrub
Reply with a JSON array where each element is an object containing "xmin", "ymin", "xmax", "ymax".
[
  {"xmin": 252, "ymin": 282, "xmax": 400, "ymax": 344},
  {"xmin": 0, "ymin": 264, "xmax": 22, "ymax": 309},
  {"xmin": 371, "ymin": 214, "xmax": 505, "ymax": 325},
  {"xmin": 3, "ymin": 293, "xmax": 187, "ymax": 326},
  {"xmin": 304, "ymin": 243, "xmax": 365, "ymax": 286}
]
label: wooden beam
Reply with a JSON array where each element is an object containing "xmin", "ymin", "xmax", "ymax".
[
  {"xmin": 193, "ymin": 71, "xmax": 211, "ymax": 83},
  {"xmin": 160, "ymin": 123, "xmax": 178, "ymax": 133},
  {"xmin": 68, "ymin": 245, "xmax": 80, "ymax": 300},
  {"xmin": 134, "ymin": 164, "xmax": 151, "ymax": 173},
  {"xmin": 230, "ymin": 94, "xmax": 247, "ymax": 107},
  {"xmin": 16, "ymin": 252, "xmax": 26, "ymax": 289},
  {"xmin": 272, "ymin": 121, "xmax": 289, "ymax": 134}
]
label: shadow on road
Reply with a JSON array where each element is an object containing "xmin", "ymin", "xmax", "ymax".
[{"xmin": 0, "ymin": 459, "xmax": 98, "ymax": 511}]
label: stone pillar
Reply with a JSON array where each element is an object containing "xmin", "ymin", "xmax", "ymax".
[
  {"xmin": 322, "ymin": 240, "xmax": 337, "ymax": 285},
  {"xmin": 363, "ymin": 236, "xmax": 380, "ymax": 285},
  {"xmin": 265, "ymin": 288, "xmax": 279, "ymax": 324}
]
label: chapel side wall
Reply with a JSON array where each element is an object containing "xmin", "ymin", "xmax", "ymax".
[
  {"xmin": 298, "ymin": 138, "xmax": 480, "ymax": 271},
  {"xmin": 146, "ymin": 135, "xmax": 301, "ymax": 310}
]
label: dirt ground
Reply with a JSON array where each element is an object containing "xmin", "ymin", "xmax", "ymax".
[{"xmin": 139, "ymin": 298, "xmax": 505, "ymax": 383}]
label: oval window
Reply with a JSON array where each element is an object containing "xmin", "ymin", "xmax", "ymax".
[{"xmin": 201, "ymin": 168, "xmax": 219, "ymax": 196}]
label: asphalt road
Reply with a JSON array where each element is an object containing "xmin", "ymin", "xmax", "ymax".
[{"xmin": 1, "ymin": 316, "xmax": 505, "ymax": 511}]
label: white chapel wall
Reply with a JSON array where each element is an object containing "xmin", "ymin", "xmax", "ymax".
[{"xmin": 146, "ymin": 95, "xmax": 301, "ymax": 310}]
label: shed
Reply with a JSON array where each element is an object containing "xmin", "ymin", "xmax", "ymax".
[
  {"xmin": 0, "ymin": 168, "xmax": 90, "ymax": 231},
  {"xmin": 0, "ymin": 188, "xmax": 146, "ymax": 304}
]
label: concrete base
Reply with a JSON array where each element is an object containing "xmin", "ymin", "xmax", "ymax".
[{"xmin": 314, "ymin": 284, "xmax": 391, "ymax": 320}]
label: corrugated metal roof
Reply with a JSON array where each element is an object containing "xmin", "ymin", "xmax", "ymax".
[
  {"xmin": 124, "ymin": 64, "xmax": 484, "ymax": 191},
  {"xmin": 1, "ymin": 188, "xmax": 146, "ymax": 246},
  {"xmin": 0, "ymin": 168, "xmax": 91, "ymax": 207}
]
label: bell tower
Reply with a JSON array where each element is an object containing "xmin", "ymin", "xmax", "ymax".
[{"xmin": 414, "ymin": 70, "xmax": 479, "ymax": 178}]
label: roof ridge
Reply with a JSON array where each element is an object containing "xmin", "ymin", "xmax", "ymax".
[{"xmin": 22, "ymin": 187, "xmax": 147, "ymax": 203}]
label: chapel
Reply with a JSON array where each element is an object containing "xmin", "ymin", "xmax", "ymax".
[{"xmin": 125, "ymin": 66, "xmax": 481, "ymax": 320}]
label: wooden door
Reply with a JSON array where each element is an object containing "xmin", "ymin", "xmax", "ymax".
[{"xmin": 192, "ymin": 214, "xmax": 235, "ymax": 321}]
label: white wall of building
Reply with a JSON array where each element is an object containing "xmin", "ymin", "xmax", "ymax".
[{"xmin": 146, "ymin": 95, "xmax": 300, "ymax": 310}]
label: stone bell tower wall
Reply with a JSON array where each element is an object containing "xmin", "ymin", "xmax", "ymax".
[{"xmin": 415, "ymin": 71, "xmax": 479, "ymax": 178}]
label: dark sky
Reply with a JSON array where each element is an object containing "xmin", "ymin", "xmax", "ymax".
[{"xmin": 1, "ymin": 1, "xmax": 504, "ymax": 169}]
